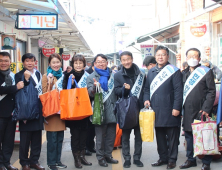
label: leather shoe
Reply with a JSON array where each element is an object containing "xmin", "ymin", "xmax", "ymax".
[
  {"xmin": 22, "ymin": 165, "xmax": 30, "ymax": 170},
  {"xmin": 201, "ymin": 164, "xmax": 210, "ymax": 170},
  {"xmin": 105, "ymin": 157, "xmax": 118, "ymax": 164},
  {"xmin": 98, "ymin": 158, "xmax": 108, "ymax": 167},
  {"xmin": 133, "ymin": 160, "xmax": 143, "ymax": 167},
  {"xmin": 179, "ymin": 160, "xmax": 197, "ymax": 169},
  {"xmin": 167, "ymin": 162, "xmax": 176, "ymax": 169},
  {"xmin": 123, "ymin": 160, "xmax": 131, "ymax": 168},
  {"xmin": 0, "ymin": 166, "xmax": 7, "ymax": 170},
  {"xmin": 30, "ymin": 163, "xmax": 45, "ymax": 170},
  {"xmin": 151, "ymin": 159, "xmax": 168, "ymax": 167},
  {"xmin": 85, "ymin": 150, "xmax": 92, "ymax": 156},
  {"xmin": 6, "ymin": 165, "xmax": 18, "ymax": 170}
]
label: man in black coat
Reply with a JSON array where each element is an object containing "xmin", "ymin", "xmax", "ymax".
[
  {"xmin": 0, "ymin": 52, "xmax": 24, "ymax": 170},
  {"xmin": 143, "ymin": 46, "xmax": 183, "ymax": 169},
  {"xmin": 15, "ymin": 53, "xmax": 44, "ymax": 170},
  {"xmin": 179, "ymin": 48, "xmax": 216, "ymax": 170},
  {"xmin": 114, "ymin": 51, "xmax": 146, "ymax": 168}
]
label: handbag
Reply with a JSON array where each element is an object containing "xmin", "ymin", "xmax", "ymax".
[
  {"xmin": 114, "ymin": 123, "xmax": 122, "ymax": 147},
  {"xmin": 115, "ymin": 87, "xmax": 140, "ymax": 129},
  {"xmin": 92, "ymin": 82, "xmax": 104, "ymax": 125},
  {"xmin": 39, "ymin": 79, "xmax": 60, "ymax": 118},
  {"xmin": 13, "ymin": 76, "xmax": 40, "ymax": 121},
  {"xmin": 192, "ymin": 115, "xmax": 221, "ymax": 157},
  {"xmin": 139, "ymin": 107, "xmax": 155, "ymax": 142},
  {"xmin": 60, "ymin": 76, "xmax": 93, "ymax": 120}
]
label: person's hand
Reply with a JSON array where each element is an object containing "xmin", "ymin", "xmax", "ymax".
[
  {"xmin": 93, "ymin": 78, "xmax": 100, "ymax": 86},
  {"xmin": 172, "ymin": 109, "xmax": 180, "ymax": 116},
  {"xmin": 144, "ymin": 100, "xmax": 150, "ymax": 108},
  {"xmin": 47, "ymin": 73, "xmax": 54, "ymax": 84},
  {"xmin": 201, "ymin": 110, "xmax": 209, "ymax": 118},
  {"xmin": 70, "ymin": 74, "xmax": 75, "ymax": 85},
  {"xmin": 215, "ymin": 79, "xmax": 219, "ymax": 83},
  {"xmin": 24, "ymin": 70, "xmax": 31, "ymax": 81},
  {"xmin": 123, "ymin": 83, "xmax": 130, "ymax": 90},
  {"xmin": 16, "ymin": 81, "xmax": 24, "ymax": 90}
]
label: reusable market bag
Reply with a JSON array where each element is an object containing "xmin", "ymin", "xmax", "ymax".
[
  {"xmin": 92, "ymin": 83, "xmax": 104, "ymax": 125},
  {"xmin": 13, "ymin": 77, "xmax": 40, "ymax": 121},
  {"xmin": 115, "ymin": 87, "xmax": 140, "ymax": 129},
  {"xmin": 139, "ymin": 107, "xmax": 155, "ymax": 142},
  {"xmin": 114, "ymin": 123, "xmax": 122, "ymax": 147},
  {"xmin": 192, "ymin": 115, "xmax": 221, "ymax": 157},
  {"xmin": 40, "ymin": 79, "xmax": 60, "ymax": 117},
  {"xmin": 60, "ymin": 76, "xmax": 93, "ymax": 120}
]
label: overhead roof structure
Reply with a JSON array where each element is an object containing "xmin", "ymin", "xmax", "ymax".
[{"xmin": 0, "ymin": 0, "xmax": 93, "ymax": 54}]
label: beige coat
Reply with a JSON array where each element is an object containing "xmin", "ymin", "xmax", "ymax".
[{"xmin": 42, "ymin": 73, "xmax": 66, "ymax": 132}]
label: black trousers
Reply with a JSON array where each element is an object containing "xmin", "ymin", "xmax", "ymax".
[
  {"xmin": 70, "ymin": 127, "xmax": 88, "ymax": 153},
  {"xmin": 0, "ymin": 117, "xmax": 16, "ymax": 167},
  {"xmin": 155, "ymin": 127, "xmax": 179, "ymax": 163},
  {"xmin": 86, "ymin": 119, "xmax": 95, "ymax": 151},
  {"xmin": 185, "ymin": 131, "xmax": 212, "ymax": 165},
  {"xmin": 19, "ymin": 130, "xmax": 42, "ymax": 166},
  {"xmin": 122, "ymin": 125, "xmax": 142, "ymax": 161}
]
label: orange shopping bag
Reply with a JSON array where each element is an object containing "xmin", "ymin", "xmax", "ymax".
[
  {"xmin": 114, "ymin": 124, "xmax": 122, "ymax": 147},
  {"xmin": 40, "ymin": 80, "xmax": 60, "ymax": 118},
  {"xmin": 60, "ymin": 78, "xmax": 93, "ymax": 120}
]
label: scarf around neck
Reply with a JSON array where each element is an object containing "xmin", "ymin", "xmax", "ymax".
[
  {"xmin": 94, "ymin": 66, "xmax": 110, "ymax": 91},
  {"xmin": 0, "ymin": 68, "xmax": 12, "ymax": 86},
  {"xmin": 155, "ymin": 62, "xmax": 169, "ymax": 73},
  {"xmin": 47, "ymin": 66, "xmax": 62, "ymax": 80}
]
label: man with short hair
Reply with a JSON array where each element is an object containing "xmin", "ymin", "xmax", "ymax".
[
  {"xmin": 114, "ymin": 51, "xmax": 146, "ymax": 168},
  {"xmin": 2, "ymin": 37, "xmax": 13, "ymax": 50},
  {"xmin": 87, "ymin": 54, "xmax": 118, "ymax": 167},
  {"xmin": 144, "ymin": 46, "xmax": 183, "ymax": 169},
  {"xmin": 143, "ymin": 56, "xmax": 157, "ymax": 70},
  {"xmin": 179, "ymin": 48, "xmax": 216, "ymax": 170},
  {"xmin": 15, "ymin": 53, "xmax": 44, "ymax": 170},
  {"xmin": 0, "ymin": 52, "xmax": 24, "ymax": 170}
]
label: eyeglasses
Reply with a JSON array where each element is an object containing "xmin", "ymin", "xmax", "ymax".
[
  {"xmin": 96, "ymin": 61, "xmax": 107, "ymax": 64},
  {"xmin": 187, "ymin": 55, "xmax": 199, "ymax": 59},
  {"xmin": 156, "ymin": 53, "xmax": 167, "ymax": 57},
  {"xmin": 0, "ymin": 59, "xmax": 10, "ymax": 63}
]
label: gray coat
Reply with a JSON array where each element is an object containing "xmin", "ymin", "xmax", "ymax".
[{"xmin": 87, "ymin": 68, "xmax": 117, "ymax": 124}]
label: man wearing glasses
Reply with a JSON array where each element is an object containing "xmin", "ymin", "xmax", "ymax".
[
  {"xmin": 179, "ymin": 48, "xmax": 215, "ymax": 170},
  {"xmin": 143, "ymin": 46, "xmax": 183, "ymax": 169}
]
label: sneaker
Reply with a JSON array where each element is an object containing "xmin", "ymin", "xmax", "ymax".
[
  {"xmin": 56, "ymin": 163, "xmax": 67, "ymax": 169},
  {"xmin": 123, "ymin": 160, "xmax": 131, "ymax": 168},
  {"xmin": 48, "ymin": 165, "xmax": 58, "ymax": 170},
  {"xmin": 133, "ymin": 160, "xmax": 144, "ymax": 167}
]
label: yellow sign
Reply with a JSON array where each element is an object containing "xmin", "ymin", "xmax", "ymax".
[
  {"xmin": 10, "ymin": 62, "xmax": 17, "ymax": 74},
  {"xmin": 18, "ymin": 62, "xmax": 24, "ymax": 71},
  {"xmin": 55, "ymin": 47, "xmax": 60, "ymax": 54}
]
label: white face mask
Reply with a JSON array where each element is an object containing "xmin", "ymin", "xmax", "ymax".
[{"xmin": 187, "ymin": 58, "xmax": 199, "ymax": 67}]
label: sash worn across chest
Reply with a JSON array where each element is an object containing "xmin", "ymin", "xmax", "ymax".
[
  {"xmin": 0, "ymin": 72, "xmax": 15, "ymax": 101},
  {"xmin": 78, "ymin": 71, "xmax": 89, "ymax": 88},
  {"xmin": 150, "ymin": 64, "xmax": 179, "ymax": 99},
  {"xmin": 52, "ymin": 74, "xmax": 64, "ymax": 91},
  {"xmin": 183, "ymin": 66, "xmax": 210, "ymax": 105},
  {"xmin": 131, "ymin": 71, "xmax": 145, "ymax": 98},
  {"xmin": 34, "ymin": 69, "xmax": 43, "ymax": 97}
]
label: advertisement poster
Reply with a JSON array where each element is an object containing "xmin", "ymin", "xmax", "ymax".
[
  {"xmin": 140, "ymin": 45, "xmax": 154, "ymax": 60},
  {"xmin": 1, "ymin": 35, "xmax": 16, "ymax": 50}
]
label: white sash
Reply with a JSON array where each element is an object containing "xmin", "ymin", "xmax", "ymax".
[
  {"xmin": 150, "ymin": 64, "xmax": 179, "ymax": 99},
  {"xmin": 183, "ymin": 66, "xmax": 210, "ymax": 105},
  {"xmin": 101, "ymin": 73, "xmax": 114, "ymax": 103},
  {"xmin": 78, "ymin": 71, "xmax": 89, "ymax": 88},
  {"xmin": 34, "ymin": 69, "xmax": 42, "ymax": 97},
  {"xmin": 0, "ymin": 72, "xmax": 15, "ymax": 101},
  {"xmin": 131, "ymin": 71, "xmax": 145, "ymax": 98},
  {"xmin": 52, "ymin": 74, "xmax": 64, "ymax": 91}
]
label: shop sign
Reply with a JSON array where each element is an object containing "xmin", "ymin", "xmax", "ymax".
[
  {"xmin": 10, "ymin": 62, "xmax": 17, "ymax": 74},
  {"xmin": 42, "ymin": 47, "xmax": 55, "ymax": 57},
  {"xmin": 140, "ymin": 45, "xmax": 154, "ymax": 60},
  {"xmin": 190, "ymin": 23, "xmax": 207, "ymax": 37},
  {"xmin": 62, "ymin": 53, "xmax": 71, "ymax": 61}
]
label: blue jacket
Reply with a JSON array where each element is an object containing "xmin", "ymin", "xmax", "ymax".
[{"xmin": 143, "ymin": 64, "xmax": 183, "ymax": 127}]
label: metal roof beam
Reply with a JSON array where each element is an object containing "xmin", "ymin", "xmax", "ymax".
[{"xmin": 0, "ymin": 4, "xmax": 16, "ymax": 20}]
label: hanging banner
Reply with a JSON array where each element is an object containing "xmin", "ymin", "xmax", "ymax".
[
  {"xmin": 42, "ymin": 47, "xmax": 55, "ymax": 57},
  {"xmin": 10, "ymin": 62, "xmax": 17, "ymax": 74},
  {"xmin": 140, "ymin": 45, "xmax": 154, "ymax": 60},
  {"xmin": 1, "ymin": 35, "xmax": 16, "ymax": 50},
  {"xmin": 62, "ymin": 53, "xmax": 71, "ymax": 61}
]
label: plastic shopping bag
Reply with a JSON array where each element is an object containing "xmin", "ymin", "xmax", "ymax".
[{"xmin": 139, "ymin": 107, "xmax": 155, "ymax": 142}]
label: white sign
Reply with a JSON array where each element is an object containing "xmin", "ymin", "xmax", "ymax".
[{"xmin": 140, "ymin": 45, "xmax": 154, "ymax": 59}]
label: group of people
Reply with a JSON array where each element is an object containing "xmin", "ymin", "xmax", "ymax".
[{"xmin": 0, "ymin": 45, "xmax": 220, "ymax": 170}]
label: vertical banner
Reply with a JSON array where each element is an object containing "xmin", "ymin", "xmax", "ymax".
[
  {"xmin": 10, "ymin": 62, "xmax": 17, "ymax": 74},
  {"xmin": 140, "ymin": 45, "xmax": 154, "ymax": 60}
]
